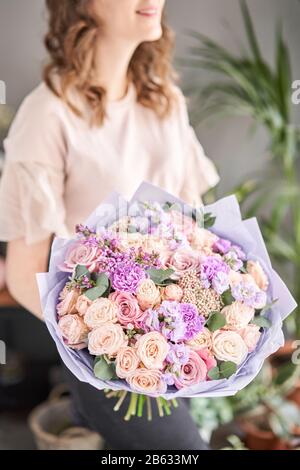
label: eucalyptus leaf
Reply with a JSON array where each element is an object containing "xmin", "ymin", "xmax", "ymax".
[
  {"xmin": 147, "ymin": 268, "xmax": 175, "ymax": 285},
  {"xmin": 204, "ymin": 213, "xmax": 216, "ymax": 228},
  {"xmin": 74, "ymin": 264, "xmax": 90, "ymax": 280},
  {"xmin": 221, "ymin": 289, "xmax": 235, "ymax": 306},
  {"xmin": 251, "ymin": 316, "xmax": 272, "ymax": 328},
  {"xmin": 94, "ymin": 356, "xmax": 117, "ymax": 381},
  {"xmin": 85, "ymin": 274, "xmax": 110, "ymax": 301},
  {"xmin": 219, "ymin": 361, "xmax": 237, "ymax": 379},
  {"xmin": 206, "ymin": 312, "xmax": 226, "ymax": 332},
  {"xmin": 207, "ymin": 366, "xmax": 220, "ymax": 380}
]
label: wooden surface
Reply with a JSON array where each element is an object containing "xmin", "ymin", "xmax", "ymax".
[{"xmin": 0, "ymin": 287, "xmax": 19, "ymax": 308}]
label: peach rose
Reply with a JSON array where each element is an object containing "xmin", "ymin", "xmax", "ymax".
[
  {"xmin": 136, "ymin": 332, "xmax": 169, "ymax": 370},
  {"xmin": 109, "ymin": 291, "xmax": 144, "ymax": 327},
  {"xmin": 174, "ymin": 350, "xmax": 207, "ymax": 389},
  {"xmin": 165, "ymin": 248, "xmax": 202, "ymax": 280},
  {"xmin": 118, "ymin": 232, "xmax": 144, "ymax": 251},
  {"xmin": 88, "ymin": 323, "xmax": 128, "ymax": 357},
  {"xmin": 127, "ymin": 368, "xmax": 167, "ymax": 395},
  {"xmin": 136, "ymin": 279, "xmax": 161, "ymax": 310},
  {"xmin": 247, "ymin": 260, "xmax": 269, "ymax": 291},
  {"xmin": 142, "ymin": 236, "xmax": 168, "ymax": 254},
  {"xmin": 239, "ymin": 324, "xmax": 261, "ymax": 352},
  {"xmin": 57, "ymin": 289, "xmax": 80, "ymax": 317},
  {"xmin": 212, "ymin": 330, "xmax": 248, "ymax": 365},
  {"xmin": 221, "ymin": 301, "xmax": 255, "ymax": 330},
  {"xmin": 84, "ymin": 298, "xmax": 118, "ymax": 328},
  {"xmin": 169, "ymin": 210, "xmax": 196, "ymax": 237},
  {"xmin": 186, "ymin": 327, "xmax": 212, "ymax": 350},
  {"xmin": 58, "ymin": 314, "xmax": 89, "ymax": 345},
  {"xmin": 76, "ymin": 294, "xmax": 93, "ymax": 317},
  {"xmin": 60, "ymin": 241, "xmax": 102, "ymax": 272},
  {"xmin": 161, "ymin": 284, "xmax": 183, "ymax": 302},
  {"xmin": 189, "ymin": 227, "xmax": 218, "ymax": 252},
  {"xmin": 116, "ymin": 347, "xmax": 140, "ymax": 378}
]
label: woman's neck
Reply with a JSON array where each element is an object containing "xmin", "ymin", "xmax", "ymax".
[{"xmin": 93, "ymin": 36, "xmax": 138, "ymax": 102}]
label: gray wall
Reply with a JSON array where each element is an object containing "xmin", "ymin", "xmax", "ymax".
[{"xmin": 0, "ymin": 0, "xmax": 299, "ymax": 194}]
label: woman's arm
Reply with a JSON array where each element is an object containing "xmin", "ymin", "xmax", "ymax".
[{"xmin": 5, "ymin": 236, "xmax": 53, "ymax": 321}]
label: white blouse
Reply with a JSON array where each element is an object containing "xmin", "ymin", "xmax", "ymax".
[{"xmin": 0, "ymin": 81, "xmax": 219, "ymax": 245}]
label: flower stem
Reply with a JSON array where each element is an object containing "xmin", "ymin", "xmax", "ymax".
[
  {"xmin": 146, "ymin": 396, "xmax": 152, "ymax": 421},
  {"xmin": 161, "ymin": 398, "xmax": 171, "ymax": 416},
  {"xmin": 124, "ymin": 393, "xmax": 138, "ymax": 421},
  {"xmin": 156, "ymin": 397, "xmax": 164, "ymax": 418},
  {"xmin": 171, "ymin": 399, "xmax": 179, "ymax": 408},
  {"xmin": 113, "ymin": 390, "xmax": 127, "ymax": 412},
  {"xmin": 137, "ymin": 394, "xmax": 146, "ymax": 417}
]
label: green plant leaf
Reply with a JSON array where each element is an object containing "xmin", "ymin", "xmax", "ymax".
[
  {"xmin": 74, "ymin": 264, "xmax": 90, "ymax": 280},
  {"xmin": 240, "ymin": 0, "xmax": 262, "ymax": 63},
  {"xmin": 219, "ymin": 361, "xmax": 237, "ymax": 379},
  {"xmin": 147, "ymin": 268, "xmax": 175, "ymax": 286},
  {"xmin": 204, "ymin": 212, "xmax": 216, "ymax": 228},
  {"xmin": 94, "ymin": 356, "xmax": 117, "ymax": 381},
  {"xmin": 85, "ymin": 274, "xmax": 110, "ymax": 301},
  {"xmin": 251, "ymin": 316, "xmax": 272, "ymax": 328},
  {"xmin": 207, "ymin": 366, "xmax": 221, "ymax": 380},
  {"xmin": 221, "ymin": 289, "xmax": 235, "ymax": 306},
  {"xmin": 206, "ymin": 312, "xmax": 226, "ymax": 332}
]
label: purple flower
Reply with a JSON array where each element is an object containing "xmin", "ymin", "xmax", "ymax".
[
  {"xmin": 166, "ymin": 343, "xmax": 190, "ymax": 367},
  {"xmin": 180, "ymin": 303, "xmax": 205, "ymax": 340},
  {"xmin": 200, "ymin": 256, "xmax": 230, "ymax": 292},
  {"xmin": 111, "ymin": 261, "xmax": 146, "ymax": 293},
  {"xmin": 224, "ymin": 250, "xmax": 244, "ymax": 272},
  {"xmin": 231, "ymin": 281, "xmax": 266, "ymax": 308},
  {"xmin": 231, "ymin": 244, "xmax": 246, "ymax": 261},
  {"xmin": 213, "ymin": 238, "xmax": 232, "ymax": 254},
  {"xmin": 158, "ymin": 301, "xmax": 187, "ymax": 343},
  {"xmin": 138, "ymin": 308, "xmax": 160, "ymax": 332}
]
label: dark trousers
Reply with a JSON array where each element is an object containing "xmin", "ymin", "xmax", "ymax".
[{"xmin": 63, "ymin": 366, "xmax": 209, "ymax": 450}]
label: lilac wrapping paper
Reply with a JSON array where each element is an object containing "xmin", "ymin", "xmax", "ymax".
[{"xmin": 36, "ymin": 182, "xmax": 297, "ymax": 399}]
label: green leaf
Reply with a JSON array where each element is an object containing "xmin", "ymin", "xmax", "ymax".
[
  {"xmin": 94, "ymin": 356, "xmax": 117, "ymax": 381},
  {"xmin": 207, "ymin": 366, "xmax": 221, "ymax": 380},
  {"xmin": 251, "ymin": 316, "xmax": 272, "ymax": 328},
  {"xmin": 219, "ymin": 361, "xmax": 237, "ymax": 379},
  {"xmin": 74, "ymin": 264, "xmax": 90, "ymax": 280},
  {"xmin": 221, "ymin": 289, "xmax": 235, "ymax": 306},
  {"xmin": 85, "ymin": 274, "xmax": 110, "ymax": 301},
  {"xmin": 206, "ymin": 312, "xmax": 226, "ymax": 332},
  {"xmin": 147, "ymin": 268, "xmax": 175, "ymax": 286},
  {"xmin": 240, "ymin": 0, "xmax": 262, "ymax": 63},
  {"xmin": 204, "ymin": 212, "xmax": 216, "ymax": 228}
]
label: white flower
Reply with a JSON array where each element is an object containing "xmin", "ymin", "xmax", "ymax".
[{"xmin": 212, "ymin": 330, "xmax": 248, "ymax": 365}]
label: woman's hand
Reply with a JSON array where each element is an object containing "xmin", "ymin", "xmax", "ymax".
[{"xmin": 5, "ymin": 235, "xmax": 54, "ymax": 321}]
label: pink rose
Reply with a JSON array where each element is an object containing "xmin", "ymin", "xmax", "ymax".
[
  {"xmin": 88, "ymin": 323, "xmax": 128, "ymax": 357},
  {"xmin": 169, "ymin": 210, "xmax": 196, "ymax": 237},
  {"xmin": 57, "ymin": 289, "xmax": 80, "ymax": 317},
  {"xmin": 58, "ymin": 314, "xmax": 89, "ymax": 345},
  {"xmin": 161, "ymin": 284, "xmax": 183, "ymax": 302},
  {"xmin": 76, "ymin": 294, "xmax": 93, "ymax": 317},
  {"xmin": 247, "ymin": 260, "xmax": 269, "ymax": 291},
  {"xmin": 165, "ymin": 248, "xmax": 202, "ymax": 280},
  {"xmin": 221, "ymin": 301, "xmax": 255, "ymax": 330},
  {"xmin": 136, "ymin": 332, "xmax": 169, "ymax": 370},
  {"xmin": 136, "ymin": 279, "xmax": 161, "ymax": 310},
  {"xmin": 197, "ymin": 348, "xmax": 217, "ymax": 378},
  {"xmin": 116, "ymin": 347, "xmax": 140, "ymax": 378},
  {"xmin": 239, "ymin": 324, "xmax": 261, "ymax": 352},
  {"xmin": 59, "ymin": 241, "xmax": 102, "ymax": 273},
  {"xmin": 186, "ymin": 327, "xmax": 212, "ymax": 350},
  {"xmin": 127, "ymin": 368, "xmax": 167, "ymax": 395},
  {"xmin": 84, "ymin": 298, "xmax": 118, "ymax": 328},
  {"xmin": 174, "ymin": 350, "xmax": 207, "ymax": 389},
  {"xmin": 109, "ymin": 291, "xmax": 144, "ymax": 328}
]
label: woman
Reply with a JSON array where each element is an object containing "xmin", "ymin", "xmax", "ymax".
[{"xmin": 0, "ymin": 0, "xmax": 219, "ymax": 449}]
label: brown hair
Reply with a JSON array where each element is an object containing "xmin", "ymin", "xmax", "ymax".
[{"xmin": 43, "ymin": 0, "xmax": 179, "ymax": 127}]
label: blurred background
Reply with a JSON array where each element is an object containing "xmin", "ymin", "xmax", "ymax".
[{"xmin": 0, "ymin": 0, "xmax": 300, "ymax": 450}]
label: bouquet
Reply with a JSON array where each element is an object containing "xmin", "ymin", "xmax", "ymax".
[{"xmin": 37, "ymin": 182, "xmax": 296, "ymax": 420}]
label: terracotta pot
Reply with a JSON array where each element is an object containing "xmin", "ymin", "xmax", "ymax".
[
  {"xmin": 239, "ymin": 417, "xmax": 284, "ymax": 450},
  {"xmin": 269, "ymin": 340, "xmax": 296, "ymax": 369}
]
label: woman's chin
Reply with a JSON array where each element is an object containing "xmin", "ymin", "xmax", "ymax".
[{"xmin": 140, "ymin": 26, "xmax": 163, "ymax": 43}]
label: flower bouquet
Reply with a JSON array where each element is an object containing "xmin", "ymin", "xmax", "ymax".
[{"xmin": 36, "ymin": 182, "xmax": 296, "ymax": 420}]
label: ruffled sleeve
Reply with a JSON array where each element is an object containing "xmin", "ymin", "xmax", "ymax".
[
  {"xmin": 0, "ymin": 87, "xmax": 70, "ymax": 245},
  {"xmin": 176, "ymin": 88, "xmax": 220, "ymax": 206}
]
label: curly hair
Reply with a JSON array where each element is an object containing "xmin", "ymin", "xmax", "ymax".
[{"xmin": 43, "ymin": 0, "xmax": 179, "ymax": 127}]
